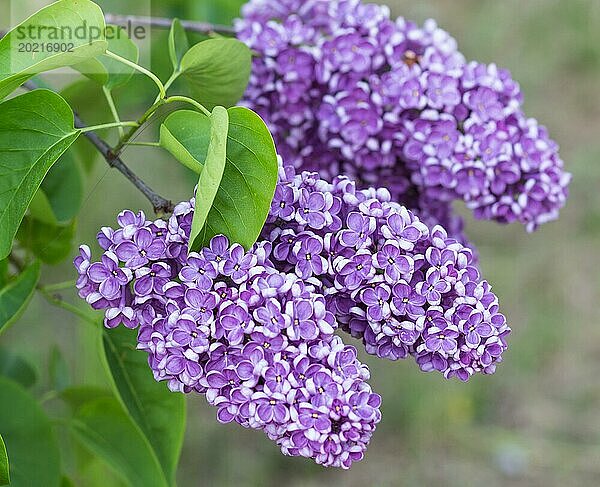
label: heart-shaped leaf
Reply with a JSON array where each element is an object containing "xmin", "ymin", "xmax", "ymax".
[
  {"xmin": 0, "ymin": 261, "xmax": 41, "ymax": 336},
  {"xmin": 208, "ymin": 106, "xmax": 278, "ymax": 249},
  {"xmin": 0, "ymin": 377, "xmax": 61, "ymax": 487},
  {"xmin": 160, "ymin": 107, "xmax": 278, "ymax": 250},
  {"xmin": 102, "ymin": 327, "xmax": 186, "ymax": 485},
  {"xmin": 180, "ymin": 38, "xmax": 251, "ymax": 109},
  {"xmin": 0, "ymin": 89, "xmax": 80, "ymax": 260},
  {"xmin": 0, "ymin": 0, "xmax": 108, "ymax": 99}
]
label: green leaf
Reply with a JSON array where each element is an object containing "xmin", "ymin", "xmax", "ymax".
[
  {"xmin": 159, "ymin": 111, "xmax": 209, "ymax": 174},
  {"xmin": 0, "ymin": 348, "xmax": 37, "ymax": 389},
  {"xmin": 41, "ymin": 150, "xmax": 84, "ymax": 223},
  {"xmin": 0, "ymin": 89, "xmax": 80, "ymax": 260},
  {"xmin": 49, "ymin": 346, "xmax": 70, "ymax": 392},
  {"xmin": 74, "ymin": 25, "xmax": 139, "ymax": 90},
  {"xmin": 209, "ymin": 106, "xmax": 278, "ymax": 249},
  {"xmin": 204, "ymin": 106, "xmax": 278, "ymax": 249},
  {"xmin": 0, "ymin": 261, "xmax": 41, "ymax": 336},
  {"xmin": 188, "ymin": 107, "xmax": 229, "ymax": 251},
  {"xmin": 0, "ymin": 377, "xmax": 61, "ymax": 487},
  {"xmin": 102, "ymin": 327, "xmax": 186, "ymax": 485},
  {"xmin": 180, "ymin": 38, "xmax": 251, "ymax": 109},
  {"xmin": 0, "ymin": 0, "xmax": 108, "ymax": 99},
  {"xmin": 160, "ymin": 107, "xmax": 278, "ymax": 250},
  {"xmin": 168, "ymin": 19, "xmax": 189, "ymax": 72},
  {"xmin": 16, "ymin": 217, "xmax": 76, "ymax": 265},
  {"xmin": 70, "ymin": 397, "xmax": 169, "ymax": 487},
  {"xmin": 0, "ymin": 434, "xmax": 9, "ymax": 486}
]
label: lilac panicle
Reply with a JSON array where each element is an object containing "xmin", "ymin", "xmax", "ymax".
[
  {"xmin": 263, "ymin": 164, "xmax": 510, "ymax": 380},
  {"xmin": 76, "ymin": 205, "xmax": 380, "ymax": 469},
  {"xmin": 75, "ymin": 164, "xmax": 510, "ymax": 467},
  {"xmin": 236, "ymin": 0, "xmax": 571, "ymax": 232}
]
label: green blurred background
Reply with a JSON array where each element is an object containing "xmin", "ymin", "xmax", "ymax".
[{"xmin": 4, "ymin": 0, "xmax": 600, "ymax": 485}]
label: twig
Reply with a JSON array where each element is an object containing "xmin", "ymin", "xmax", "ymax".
[{"xmin": 104, "ymin": 13, "xmax": 235, "ymax": 36}]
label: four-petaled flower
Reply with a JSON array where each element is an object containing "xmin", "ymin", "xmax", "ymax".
[
  {"xmin": 415, "ymin": 269, "xmax": 451, "ymax": 305},
  {"xmin": 375, "ymin": 243, "xmax": 414, "ymax": 282},
  {"xmin": 87, "ymin": 251, "xmax": 131, "ymax": 300},
  {"xmin": 293, "ymin": 236, "xmax": 327, "ymax": 279},
  {"xmin": 115, "ymin": 228, "xmax": 165, "ymax": 268}
]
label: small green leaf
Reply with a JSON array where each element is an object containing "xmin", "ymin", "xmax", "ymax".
[
  {"xmin": 74, "ymin": 25, "xmax": 139, "ymax": 90},
  {"xmin": 0, "ymin": 377, "xmax": 61, "ymax": 487},
  {"xmin": 70, "ymin": 397, "xmax": 169, "ymax": 487},
  {"xmin": 49, "ymin": 346, "xmax": 71, "ymax": 392},
  {"xmin": 0, "ymin": 348, "xmax": 37, "ymax": 389},
  {"xmin": 0, "ymin": 434, "xmax": 9, "ymax": 486},
  {"xmin": 189, "ymin": 106, "xmax": 229, "ymax": 252},
  {"xmin": 159, "ymin": 107, "xmax": 278, "ymax": 250},
  {"xmin": 102, "ymin": 327, "xmax": 186, "ymax": 485},
  {"xmin": 168, "ymin": 19, "xmax": 189, "ymax": 72},
  {"xmin": 205, "ymin": 106, "xmax": 278, "ymax": 249},
  {"xmin": 0, "ymin": 0, "xmax": 108, "ymax": 99},
  {"xmin": 180, "ymin": 38, "xmax": 251, "ymax": 109},
  {"xmin": 0, "ymin": 261, "xmax": 41, "ymax": 336},
  {"xmin": 0, "ymin": 89, "xmax": 80, "ymax": 260},
  {"xmin": 41, "ymin": 150, "xmax": 84, "ymax": 223},
  {"xmin": 159, "ymin": 111, "xmax": 210, "ymax": 174},
  {"xmin": 16, "ymin": 217, "xmax": 76, "ymax": 265}
]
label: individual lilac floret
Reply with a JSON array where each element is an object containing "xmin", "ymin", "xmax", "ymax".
[
  {"xmin": 236, "ymin": 0, "xmax": 570, "ymax": 231},
  {"xmin": 261, "ymin": 165, "xmax": 510, "ymax": 380},
  {"xmin": 75, "ymin": 208, "xmax": 381, "ymax": 469}
]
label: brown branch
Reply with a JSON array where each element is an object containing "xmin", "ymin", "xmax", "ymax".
[{"xmin": 104, "ymin": 13, "xmax": 235, "ymax": 36}]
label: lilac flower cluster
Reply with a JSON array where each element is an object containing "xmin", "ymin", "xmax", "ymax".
[
  {"xmin": 75, "ymin": 207, "xmax": 381, "ymax": 468},
  {"xmin": 236, "ymin": 0, "xmax": 571, "ymax": 231},
  {"xmin": 263, "ymin": 165, "xmax": 510, "ymax": 380}
]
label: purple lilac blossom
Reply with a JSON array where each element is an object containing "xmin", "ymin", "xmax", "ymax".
[
  {"xmin": 75, "ymin": 164, "xmax": 511, "ymax": 467},
  {"xmin": 263, "ymin": 164, "xmax": 510, "ymax": 381},
  {"xmin": 236, "ymin": 0, "xmax": 571, "ymax": 232},
  {"xmin": 75, "ymin": 205, "xmax": 380, "ymax": 469}
]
